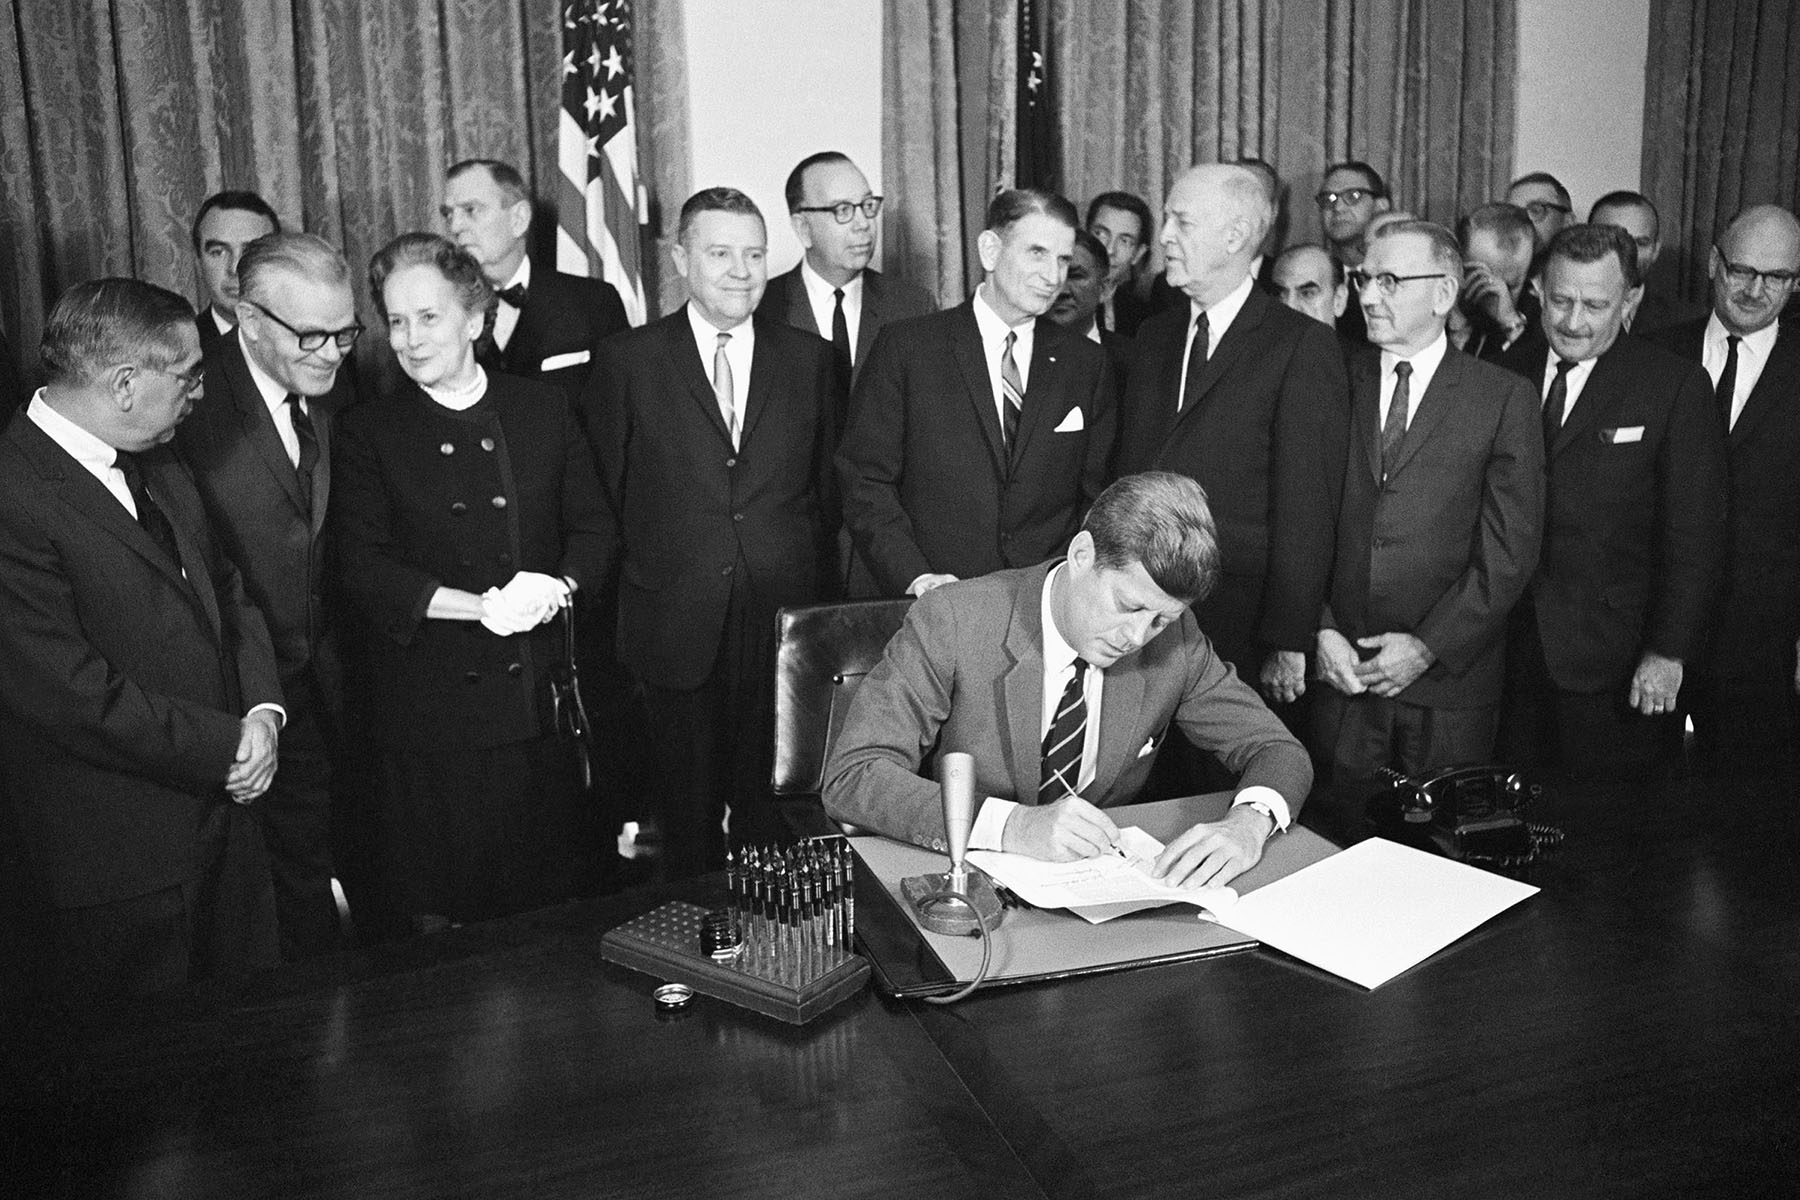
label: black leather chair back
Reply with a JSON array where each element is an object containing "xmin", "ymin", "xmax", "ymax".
[{"xmin": 771, "ymin": 599, "xmax": 914, "ymax": 796}]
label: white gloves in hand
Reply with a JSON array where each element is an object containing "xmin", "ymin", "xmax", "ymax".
[{"xmin": 479, "ymin": 571, "xmax": 571, "ymax": 636}]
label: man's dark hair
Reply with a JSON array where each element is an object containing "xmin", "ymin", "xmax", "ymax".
[
  {"xmin": 784, "ymin": 151, "xmax": 854, "ymax": 213},
  {"xmin": 677, "ymin": 187, "xmax": 766, "ymax": 244},
  {"xmin": 41, "ymin": 278, "xmax": 194, "ymax": 387},
  {"xmin": 1509, "ymin": 171, "xmax": 1572, "ymax": 209},
  {"xmin": 1084, "ymin": 191, "xmax": 1153, "ymax": 243},
  {"xmin": 190, "ymin": 190, "xmax": 281, "ymax": 252},
  {"xmin": 1070, "ymin": 229, "xmax": 1109, "ymax": 268},
  {"xmin": 369, "ymin": 232, "xmax": 493, "ymax": 322},
  {"xmin": 446, "ymin": 158, "xmax": 532, "ymax": 207},
  {"xmin": 988, "ymin": 188, "xmax": 1079, "ymax": 235},
  {"xmin": 1369, "ymin": 219, "xmax": 1465, "ymax": 288},
  {"xmin": 1544, "ymin": 223, "xmax": 1642, "ymax": 290},
  {"xmin": 1083, "ymin": 472, "xmax": 1220, "ymax": 604},
  {"xmin": 1589, "ymin": 190, "xmax": 1659, "ymax": 237},
  {"xmin": 1323, "ymin": 160, "xmax": 1387, "ymax": 199},
  {"xmin": 1274, "ymin": 243, "xmax": 1345, "ymax": 285},
  {"xmin": 1458, "ymin": 203, "xmax": 1536, "ymax": 257}
]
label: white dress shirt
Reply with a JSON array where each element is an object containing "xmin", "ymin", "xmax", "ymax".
[
  {"xmin": 686, "ymin": 301, "xmax": 754, "ymax": 441},
  {"xmin": 1379, "ymin": 332, "xmax": 1451, "ymax": 430},
  {"xmin": 971, "ymin": 285, "xmax": 1035, "ymax": 429},
  {"xmin": 1702, "ymin": 312, "xmax": 1779, "ymax": 430},
  {"xmin": 239, "ymin": 330, "xmax": 306, "ymax": 466},
  {"xmin": 799, "ymin": 259, "xmax": 864, "ymax": 365},
  {"xmin": 1176, "ymin": 273, "xmax": 1254, "ymax": 411},
  {"xmin": 493, "ymin": 257, "xmax": 531, "ymax": 352},
  {"xmin": 1539, "ymin": 352, "xmax": 1599, "ymax": 425}
]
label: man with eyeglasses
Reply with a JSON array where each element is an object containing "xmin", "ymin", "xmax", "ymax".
[
  {"xmin": 0, "ymin": 278, "xmax": 284, "ymax": 1005},
  {"xmin": 1317, "ymin": 161, "xmax": 1391, "ymax": 349},
  {"xmin": 1506, "ymin": 172, "xmax": 1575, "ymax": 261},
  {"xmin": 760, "ymin": 152, "xmax": 932, "ymax": 400},
  {"xmin": 442, "ymin": 159, "xmax": 630, "ymax": 401},
  {"xmin": 1647, "ymin": 205, "xmax": 1800, "ymax": 768},
  {"xmin": 1310, "ymin": 221, "xmax": 1543, "ymax": 840},
  {"xmin": 1112, "ymin": 164, "xmax": 1348, "ymax": 790},
  {"xmin": 1497, "ymin": 224, "xmax": 1727, "ymax": 779},
  {"xmin": 176, "ymin": 231, "xmax": 359, "ymax": 959},
  {"xmin": 1589, "ymin": 191, "xmax": 1698, "ymax": 334}
]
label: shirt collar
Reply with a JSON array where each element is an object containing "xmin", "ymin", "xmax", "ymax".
[
  {"xmin": 685, "ymin": 301, "xmax": 752, "ymax": 349},
  {"xmin": 1188, "ymin": 272, "xmax": 1255, "ymax": 338},
  {"xmin": 1039, "ymin": 561, "xmax": 1081, "ymax": 677},
  {"xmin": 502, "ymin": 257, "xmax": 532, "ymax": 293},
  {"xmin": 1084, "ymin": 319, "xmax": 1102, "ymax": 344},
  {"xmin": 973, "ymin": 285, "xmax": 1035, "ymax": 345},
  {"xmin": 799, "ymin": 257, "xmax": 862, "ymax": 305},
  {"xmin": 27, "ymin": 389, "xmax": 122, "ymax": 473},
  {"xmin": 208, "ymin": 306, "xmax": 234, "ymax": 335},
  {"xmin": 1379, "ymin": 330, "xmax": 1450, "ymax": 379},
  {"xmin": 1706, "ymin": 310, "xmax": 1780, "ymax": 360},
  {"xmin": 238, "ymin": 329, "xmax": 292, "ymax": 411}
]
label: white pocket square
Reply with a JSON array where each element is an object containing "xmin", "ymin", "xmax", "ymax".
[
  {"xmin": 1604, "ymin": 425, "xmax": 1645, "ymax": 443},
  {"xmin": 540, "ymin": 350, "xmax": 591, "ymax": 372},
  {"xmin": 1053, "ymin": 407, "xmax": 1085, "ymax": 433},
  {"xmin": 1136, "ymin": 737, "xmax": 1157, "ymax": 759}
]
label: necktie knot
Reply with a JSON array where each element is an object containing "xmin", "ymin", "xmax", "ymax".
[
  {"xmin": 833, "ymin": 287, "xmax": 845, "ymax": 302},
  {"xmin": 1393, "ymin": 361, "xmax": 1413, "ymax": 380},
  {"xmin": 1554, "ymin": 357, "xmax": 1578, "ymax": 378},
  {"xmin": 497, "ymin": 283, "xmax": 528, "ymax": 308}
]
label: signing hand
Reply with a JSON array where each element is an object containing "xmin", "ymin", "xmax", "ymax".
[
  {"xmin": 226, "ymin": 709, "xmax": 282, "ymax": 803},
  {"xmin": 1153, "ymin": 804, "xmax": 1273, "ymax": 889},
  {"xmin": 1628, "ymin": 652, "xmax": 1684, "ymax": 716},
  {"xmin": 908, "ymin": 573, "xmax": 959, "ymax": 597},
  {"xmin": 1001, "ymin": 794, "xmax": 1121, "ymax": 862},
  {"xmin": 1352, "ymin": 632, "xmax": 1435, "ymax": 697},
  {"xmin": 1260, "ymin": 649, "xmax": 1307, "ymax": 705},
  {"xmin": 1316, "ymin": 628, "xmax": 1366, "ymax": 695}
]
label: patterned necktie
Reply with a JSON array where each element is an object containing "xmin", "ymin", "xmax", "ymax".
[
  {"xmin": 1000, "ymin": 330, "xmax": 1025, "ymax": 449},
  {"xmin": 1715, "ymin": 334, "xmax": 1741, "ymax": 430},
  {"xmin": 1542, "ymin": 357, "xmax": 1577, "ymax": 449},
  {"xmin": 831, "ymin": 287, "xmax": 852, "ymax": 390},
  {"xmin": 115, "ymin": 452, "xmax": 182, "ymax": 573},
  {"xmin": 287, "ymin": 394, "xmax": 319, "ymax": 514},
  {"xmin": 713, "ymin": 331, "xmax": 738, "ymax": 447},
  {"xmin": 1040, "ymin": 657, "xmax": 1089, "ymax": 804},
  {"xmin": 1178, "ymin": 310, "xmax": 1210, "ymax": 412},
  {"xmin": 1380, "ymin": 361, "xmax": 1413, "ymax": 481}
]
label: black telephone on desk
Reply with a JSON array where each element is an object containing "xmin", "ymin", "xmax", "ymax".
[{"xmin": 1366, "ymin": 764, "xmax": 1563, "ymax": 878}]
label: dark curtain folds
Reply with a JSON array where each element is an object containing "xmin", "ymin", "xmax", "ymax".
[
  {"xmin": 0, "ymin": 0, "xmax": 687, "ymax": 386},
  {"xmin": 1643, "ymin": 0, "xmax": 1800, "ymax": 301}
]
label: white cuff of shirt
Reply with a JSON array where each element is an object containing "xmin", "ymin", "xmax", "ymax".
[
  {"xmin": 1232, "ymin": 785, "xmax": 1289, "ymax": 831},
  {"xmin": 970, "ymin": 797, "xmax": 1018, "ymax": 851},
  {"xmin": 246, "ymin": 702, "xmax": 287, "ymax": 729}
]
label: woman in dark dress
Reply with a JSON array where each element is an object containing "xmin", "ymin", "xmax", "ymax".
[{"xmin": 333, "ymin": 233, "xmax": 610, "ymax": 929}]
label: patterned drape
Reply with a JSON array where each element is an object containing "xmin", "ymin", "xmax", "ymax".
[
  {"xmin": 882, "ymin": 0, "xmax": 1516, "ymax": 295},
  {"xmin": 0, "ymin": 0, "xmax": 688, "ymax": 386},
  {"xmin": 1643, "ymin": 0, "xmax": 1800, "ymax": 301}
]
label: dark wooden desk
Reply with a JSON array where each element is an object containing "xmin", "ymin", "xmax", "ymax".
[{"xmin": 6, "ymin": 772, "xmax": 1798, "ymax": 1199}]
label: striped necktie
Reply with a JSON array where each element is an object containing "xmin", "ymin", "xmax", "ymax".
[
  {"xmin": 1039, "ymin": 658, "xmax": 1089, "ymax": 803},
  {"xmin": 1000, "ymin": 330, "xmax": 1024, "ymax": 449}
]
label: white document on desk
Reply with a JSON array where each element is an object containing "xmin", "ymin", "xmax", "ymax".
[
  {"xmin": 967, "ymin": 827, "xmax": 1237, "ymax": 924},
  {"xmin": 1204, "ymin": 837, "xmax": 1539, "ymax": 989}
]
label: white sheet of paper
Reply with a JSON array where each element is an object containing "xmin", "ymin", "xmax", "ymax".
[
  {"xmin": 967, "ymin": 827, "xmax": 1238, "ymax": 924},
  {"xmin": 1209, "ymin": 837, "xmax": 1539, "ymax": 989}
]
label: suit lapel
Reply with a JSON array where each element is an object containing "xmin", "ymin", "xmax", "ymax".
[
  {"xmin": 1554, "ymin": 349, "xmax": 1617, "ymax": 457},
  {"xmin": 1350, "ymin": 351, "xmax": 1383, "ymax": 484},
  {"xmin": 1091, "ymin": 656, "xmax": 1144, "ymax": 803},
  {"xmin": 146, "ymin": 454, "xmax": 222, "ymax": 635},
  {"xmin": 854, "ymin": 272, "xmax": 882, "ymax": 367},
  {"xmin": 1731, "ymin": 324, "xmax": 1799, "ymax": 447},
  {"xmin": 1008, "ymin": 319, "xmax": 1064, "ymax": 466},
  {"xmin": 998, "ymin": 567, "xmax": 1048, "ymax": 803},
  {"xmin": 221, "ymin": 340, "xmax": 308, "ymax": 516},
  {"xmin": 950, "ymin": 304, "xmax": 1009, "ymax": 478},
  {"xmin": 780, "ymin": 268, "xmax": 821, "ymax": 337},
  {"xmin": 664, "ymin": 308, "xmax": 735, "ymax": 446},
  {"xmin": 309, "ymin": 391, "xmax": 337, "ymax": 539},
  {"xmin": 1387, "ymin": 349, "xmax": 1462, "ymax": 478},
  {"xmin": 506, "ymin": 277, "xmax": 550, "ymax": 371},
  {"xmin": 1174, "ymin": 287, "xmax": 1266, "ymax": 425},
  {"xmin": 738, "ymin": 322, "xmax": 778, "ymax": 445}
]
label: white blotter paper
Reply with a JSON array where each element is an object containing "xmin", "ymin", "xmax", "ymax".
[
  {"xmin": 967, "ymin": 827, "xmax": 1236, "ymax": 924},
  {"xmin": 1200, "ymin": 837, "xmax": 1539, "ymax": 989}
]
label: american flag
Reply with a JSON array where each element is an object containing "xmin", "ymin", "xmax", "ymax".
[
  {"xmin": 559, "ymin": 0, "xmax": 648, "ymax": 325},
  {"xmin": 1015, "ymin": 0, "xmax": 1059, "ymax": 191}
]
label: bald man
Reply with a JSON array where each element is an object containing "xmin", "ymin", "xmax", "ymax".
[
  {"xmin": 1271, "ymin": 245, "xmax": 1348, "ymax": 331},
  {"xmin": 1648, "ymin": 206, "xmax": 1800, "ymax": 766},
  {"xmin": 1113, "ymin": 165, "xmax": 1350, "ymax": 785}
]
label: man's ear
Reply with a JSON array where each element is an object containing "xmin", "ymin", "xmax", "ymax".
[
  {"xmin": 977, "ymin": 229, "xmax": 1002, "ymax": 274},
  {"xmin": 1332, "ymin": 285, "xmax": 1349, "ymax": 319},
  {"xmin": 507, "ymin": 199, "xmax": 533, "ymax": 241},
  {"xmin": 1066, "ymin": 529, "xmax": 1095, "ymax": 571},
  {"xmin": 790, "ymin": 212, "xmax": 815, "ymax": 251}
]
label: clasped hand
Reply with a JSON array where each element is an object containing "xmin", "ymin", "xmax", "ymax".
[
  {"xmin": 226, "ymin": 709, "xmax": 281, "ymax": 804},
  {"xmin": 479, "ymin": 571, "xmax": 570, "ymax": 636}
]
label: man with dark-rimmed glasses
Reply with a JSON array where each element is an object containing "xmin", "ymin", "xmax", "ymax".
[{"xmin": 177, "ymin": 230, "xmax": 360, "ymax": 959}]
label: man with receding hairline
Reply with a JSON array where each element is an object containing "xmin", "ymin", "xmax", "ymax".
[
  {"xmin": 1648, "ymin": 204, "xmax": 1800, "ymax": 765},
  {"xmin": 1589, "ymin": 191, "xmax": 1697, "ymax": 334},
  {"xmin": 189, "ymin": 190, "xmax": 280, "ymax": 352},
  {"xmin": 1113, "ymin": 164, "xmax": 1349, "ymax": 765},
  {"xmin": 759, "ymin": 151, "xmax": 932, "ymax": 396},
  {"xmin": 838, "ymin": 188, "xmax": 1116, "ymax": 599},
  {"xmin": 1271, "ymin": 244, "xmax": 1348, "ymax": 331},
  {"xmin": 442, "ymin": 158, "xmax": 629, "ymax": 400}
]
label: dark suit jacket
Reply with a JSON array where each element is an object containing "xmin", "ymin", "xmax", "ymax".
[
  {"xmin": 582, "ymin": 309, "xmax": 838, "ymax": 690},
  {"xmin": 1324, "ymin": 346, "xmax": 1544, "ymax": 708},
  {"xmin": 195, "ymin": 309, "xmax": 230, "ymax": 356},
  {"xmin": 486, "ymin": 268, "xmax": 630, "ymax": 400},
  {"xmin": 821, "ymin": 561, "xmax": 1312, "ymax": 850},
  {"xmin": 1647, "ymin": 317, "xmax": 1800, "ymax": 677},
  {"xmin": 177, "ymin": 332, "xmax": 348, "ymax": 683},
  {"xmin": 1112, "ymin": 286, "xmax": 1350, "ymax": 661},
  {"xmin": 1631, "ymin": 290, "xmax": 1702, "ymax": 337},
  {"xmin": 1497, "ymin": 334, "xmax": 1728, "ymax": 690},
  {"xmin": 332, "ymin": 372, "xmax": 610, "ymax": 751},
  {"xmin": 837, "ymin": 301, "xmax": 1117, "ymax": 597},
  {"xmin": 0, "ymin": 411, "xmax": 282, "ymax": 907},
  {"xmin": 757, "ymin": 264, "xmax": 934, "ymax": 389}
]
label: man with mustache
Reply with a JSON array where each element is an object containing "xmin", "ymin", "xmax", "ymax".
[
  {"xmin": 1498, "ymin": 224, "xmax": 1727, "ymax": 777},
  {"xmin": 838, "ymin": 188, "xmax": 1116, "ymax": 599}
]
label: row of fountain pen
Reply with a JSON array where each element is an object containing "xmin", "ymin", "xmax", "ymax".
[{"xmin": 725, "ymin": 838, "xmax": 855, "ymax": 960}]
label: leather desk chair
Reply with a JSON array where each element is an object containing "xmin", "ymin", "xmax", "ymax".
[{"xmin": 771, "ymin": 598, "xmax": 913, "ymax": 837}]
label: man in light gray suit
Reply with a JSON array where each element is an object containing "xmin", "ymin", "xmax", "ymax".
[
  {"xmin": 823, "ymin": 473, "xmax": 1311, "ymax": 890},
  {"xmin": 759, "ymin": 151, "xmax": 933, "ymax": 403}
]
